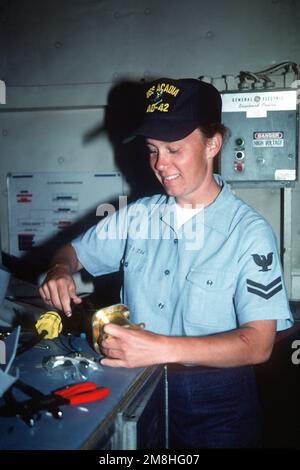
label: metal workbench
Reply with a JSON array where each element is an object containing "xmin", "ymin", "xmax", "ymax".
[{"xmin": 0, "ymin": 280, "xmax": 166, "ymax": 450}]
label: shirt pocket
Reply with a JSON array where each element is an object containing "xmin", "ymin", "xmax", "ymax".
[
  {"xmin": 185, "ymin": 270, "xmax": 235, "ymax": 328},
  {"xmin": 122, "ymin": 252, "xmax": 146, "ymax": 272}
]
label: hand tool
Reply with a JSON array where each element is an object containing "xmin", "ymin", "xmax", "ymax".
[{"xmin": 0, "ymin": 380, "xmax": 110, "ymax": 426}]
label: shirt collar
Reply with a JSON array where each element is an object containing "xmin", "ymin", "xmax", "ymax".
[
  {"xmin": 203, "ymin": 175, "xmax": 238, "ymax": 235},
  {"xmin": 160, "ymin": 175, "xmax": 239, "ymax": 236}
]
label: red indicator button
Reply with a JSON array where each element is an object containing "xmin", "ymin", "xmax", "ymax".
[{"xmin": 234, "ymin": 162, "xmax": 244, "ymax": 173}]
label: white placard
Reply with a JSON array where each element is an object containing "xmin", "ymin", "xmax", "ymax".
[
  {"xmin": 7, "ymin": 172, "xmax": 123, "ymax": 256},
  {"xmin": 274, "ymin": 169, "xmax": 296, "ymax": 181},
  {"xmin": 222, "ymin": 90, "xmax": 297, "ymax": 115}
]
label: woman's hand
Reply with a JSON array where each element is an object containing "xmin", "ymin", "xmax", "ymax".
[
  {"xmin": 100, "ymin": 324, "xmax": 169, "ymax": 368},
  {"xmin": 39, "ymin": 264, "xmax": 82, "ymax": 317}
]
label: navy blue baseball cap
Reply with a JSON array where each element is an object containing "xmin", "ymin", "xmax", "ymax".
[{"xmin": 126, "ymin": 78, "xmax": 222, "ymax": 142}]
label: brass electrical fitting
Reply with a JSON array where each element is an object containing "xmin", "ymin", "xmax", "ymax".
[{"xmin": 91, "ymin": 304, "xmax": 144, "ymax": 354}]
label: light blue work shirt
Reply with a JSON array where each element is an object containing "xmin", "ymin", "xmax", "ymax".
[{"xmin": 72, "ymin": 176, "xmax": 293, "ymax": 336}]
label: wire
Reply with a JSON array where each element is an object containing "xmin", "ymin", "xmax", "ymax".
[
  {"xmin": 16, "ymin": 330, "xmax": 47, "ymax": 356},
  {"xmin": 254, "ymin": 61, "xmax": 299, "ymax": 75},
  {"xmin": 50, "ymin": 336, "xmax": 72, "ymax": 354},
  {"xmin": 67, "ymin": 334, "xmax": 82, "ymax": 353},
  {"xmin": 237, "ymin": 61, "xmax": 300, "ymax": 90},
  {"xmin": 205, "ymin": 61, "xmax": 300, "ymax": 91},
  {"xmin": 58, "ymin": 335, "xmax": 77, "ymax": 354}
]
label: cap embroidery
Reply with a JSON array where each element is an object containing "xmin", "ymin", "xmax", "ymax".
[
  {"xmin": 146, "ymin": 82, "xmax": 180, "ymax": 99},
  {"xmin": 145, "ymin": 82, "xmax": 181, "ymax": 114},
  {"xmin": 146, "ymin": 102, "xmax": 170, "ymax": 113}
]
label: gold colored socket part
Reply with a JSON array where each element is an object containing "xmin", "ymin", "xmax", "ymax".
[{"xmin": 91, "ymin": 304, "xmax": 145, "ymax": 354}]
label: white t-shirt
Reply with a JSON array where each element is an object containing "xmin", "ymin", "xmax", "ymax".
[{"xmin": 175, "ymin": 203, "xmax": 203, "ymax": 230}]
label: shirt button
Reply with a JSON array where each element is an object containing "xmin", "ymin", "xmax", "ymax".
[
  {"xmin": 124, "ymin": 261, "xmax": 128, "ymax": 267},
  {"xmin": 174, "ymin": 238, "xmax": 178, "ymax": 244},
  {"xmin": 206, "ymin": 280, "xmax": 213, "ymax": 286},
  {"xmin": 158, "ymin": 303, "xmax": 165, "ymax": 309},
  {"xmin": 164, "ymin": 269, "xmax": 170, "ymax": 275}
]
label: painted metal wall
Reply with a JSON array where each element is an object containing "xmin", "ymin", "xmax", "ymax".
[
  {"xmin": 0, "ymin": 0, "xmax": 300, "ymax": 298},
  {"xmin": 2, "ymin": 0, "xmax": 300, "ymax": 85}
]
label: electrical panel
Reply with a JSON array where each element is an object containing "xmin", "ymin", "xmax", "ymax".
[{"xmin": 220, "ymin": 90, "xmax": 298, "ymax": 186}]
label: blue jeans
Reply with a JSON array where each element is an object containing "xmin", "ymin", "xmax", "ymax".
[{"xmin": 168, "ymin": 364, "xmax": 261, "ymax": 448}]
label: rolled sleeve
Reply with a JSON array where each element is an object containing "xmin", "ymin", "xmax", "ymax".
[{"xmin": 71, "ymin": 208, "xmax": 128, "ymax": 277}]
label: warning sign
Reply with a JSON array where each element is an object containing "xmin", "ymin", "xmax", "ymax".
[{"xmin": 253, "ymin": 131, "xmax": 284, "ymax": 148}]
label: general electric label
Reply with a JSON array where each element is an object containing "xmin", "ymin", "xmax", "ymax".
[{"xmin": 222, "ymin": 90, "xmax": 297, "ymax": 113}]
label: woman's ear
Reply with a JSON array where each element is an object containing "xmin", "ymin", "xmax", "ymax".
[{"xmin": 207, "ymin": 133, "xmax": 223, "ymax": 160}]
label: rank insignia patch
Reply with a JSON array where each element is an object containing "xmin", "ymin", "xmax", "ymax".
[
  {"xmin": 251, "ymin": 252, "xmax": 273, "ymax": 271},
  {"xmin": 246, "ymin": 276, "xmax": 282, "ymax": 299}
]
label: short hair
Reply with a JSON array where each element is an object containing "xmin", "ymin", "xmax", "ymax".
[{"xmin": 198, "ymin": 123, "xmax": 228, "ymax": 140}]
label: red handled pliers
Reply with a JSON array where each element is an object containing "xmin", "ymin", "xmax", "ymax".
[
  {"xmin": 0, "ymin": 381, "xmax": 110, "ymax": 426},
  {"xmin": 54, "ymin": 381, "xmax": 110, "ymax": 406}
]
